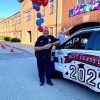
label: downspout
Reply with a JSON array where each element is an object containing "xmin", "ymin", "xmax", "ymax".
[{"xmin": 56, "ymin": 0, "xmax": 58, "ymax": 36}]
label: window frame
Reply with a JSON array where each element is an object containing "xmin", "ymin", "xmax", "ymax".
[
  {"xmin": 77, "ymin": 0, "xmax": 83, "ymax": 5},
  {"xmin": 49, "ymin": 27, "xmax": 53, "ymax": 35},
  {"xmin": 49, "ymin": 0, "xmax": 54, "ymax": 14},
  {"xmin": 17, "ymin": 16, "xmax": 21, "ymax": 24},
  {"xmin": 86, "ymin": 0, "xmax": 92, "ymax": 3},
  {"xmin": 41, "ymin": 6, "xmax": 45, "ymax": 17},
  {"xmin": 26, "ymin": 11, "xmax": 31, "ymax": 21}
]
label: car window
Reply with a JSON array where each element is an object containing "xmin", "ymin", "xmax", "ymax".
[
  {"xmin": 94, "ymin": 32, "xmax": 100, "ymax": 50},
  {"xmin": 62, "ymin": 32, "xmax": 92, "ymax": 49},
  {"xmin": 85, "ymin": 31, "xmax": 100, "ymax": 50}
]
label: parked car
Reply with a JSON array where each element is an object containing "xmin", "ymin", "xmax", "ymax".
[{"xmin": 51, "ymin": 26, "xmax": 100, "ymax": 92}]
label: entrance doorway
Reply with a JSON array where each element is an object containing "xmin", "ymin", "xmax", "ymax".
[{"xmin": 27, "ymin": 31, "xmax": 32, "ymax": 42}]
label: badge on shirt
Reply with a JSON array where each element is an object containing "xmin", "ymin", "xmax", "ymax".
[
  {"xmin": 48, "ymin": 38, "xmax": 51, "ymax": 42},
  {"xmin": 40, "ymin": 40, "xmax": 43, "ymax": 43}
]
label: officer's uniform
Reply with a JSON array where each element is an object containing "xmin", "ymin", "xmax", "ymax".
[{"xmin": 35, "ymin": 35, "xmax": 59, "ymax": 83}]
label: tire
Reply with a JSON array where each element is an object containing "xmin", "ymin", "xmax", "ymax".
[{"xmin": 52, "ymin": 68, "xmax": 63, "ymax": 79}]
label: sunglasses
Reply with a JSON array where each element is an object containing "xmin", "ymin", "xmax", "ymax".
[{"xmin": 43, "ymin": 31, "xmax": 49, "ymax": 33}]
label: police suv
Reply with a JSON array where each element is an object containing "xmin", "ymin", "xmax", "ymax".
[{"xmin": 51, "ymin": 26, "xmax": 100, "ymax": 92}]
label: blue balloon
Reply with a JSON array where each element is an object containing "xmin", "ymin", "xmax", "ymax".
[
  {"xmin": 36, "ymin": 20, "xmax": 41, "ymax": 26},
  {"xmin": 33, "ymin": 3, "xmax": 39, "ymax": 10},
  {"xmin": 37, "ymin": 12, "xmax": 42, "ymax": 18},
  {"xmin": 40, "ymin": 18, "xmax": 44, "ymax": 23}
]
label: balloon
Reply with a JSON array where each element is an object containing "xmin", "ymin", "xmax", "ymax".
[
  {"xmin": 37, "ymin": 0, "xmax": 42, "ymax": 6},
  {"xmin": 36, "ymin": 6, "xmax": 40, "ymax": 11},
  {"xmin": 31, "ymin": 0, "xmax": 49, "ymax": 31},
  {"xmin": 37, "ymin": 12, "xmax": 42, "ymax": 18},
  {"xmin": 42, "ymin": 0, "xmax": 48, "ymax": 6},
  {"xmin": 36, "ymin": 20, "xmax": 41, "ymax": 26},
  {"xmin": 33, "ymin": 3, "xmax": 39, "ymax": 10},
  {"xmin": 38, "ymin": 26, "xmax": 43, "ymax": 32},
  {"xmin": 40, "ymin": 18, "xmax": 44, "ymax": 23},
  {"xmin": 31, "ymin": 0, "xmax": 37, "ymax": 3}
]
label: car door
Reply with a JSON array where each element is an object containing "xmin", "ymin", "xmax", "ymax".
[{"xmin": 53, "ymin": 31, "xmax": 92, "ymax": 73}]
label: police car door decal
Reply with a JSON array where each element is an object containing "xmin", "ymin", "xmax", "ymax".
[{"xmin": 63, "ymin": 52, "xmax": 100, "ymax": 92}]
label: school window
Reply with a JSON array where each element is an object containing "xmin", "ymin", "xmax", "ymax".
[
  {"xmin": 49, "ymin": 27, "xmax": 53, "ymax": 35},
  {"xmin": 17, "ymin": 16, "xmax": 21, "ymax": 23},
  {"xmin": 86, "ymin": 0, "xmax": 92, "ymax": 3},
  {"xmin": 8, "ymin": 21, "xmax": 10, "ymax": 26},
  {"xmin": 7, "ymin": 22, "xmax": 8, "ymax": 26},
  {"xmin": 42, "ymin": 6, "xmax": 45, "ymax": 17},
  {"xmin": 78, "ymin": 0, "xmax": 83, "ymax": 5},
  {"xmin": 50, "ymin": 0, "xmax": 54, "ymax": 14},
  {"xmin": 11, "ymin": 19, "xmax": 13, "ymax": 25},
  {"xmin": 26, "ymin": 11, "xmax": 31, "ymax": 21},
  {"xmin": 5, "ymin": 22, "xmax": 7, "ymax": 27},
  {"xmin": 3, "ymin": 23, "xmax": 4, "ymax": 28},
  {"xmin": 12, "ymin": 20, "xmax": 15, "ymax": 26}
]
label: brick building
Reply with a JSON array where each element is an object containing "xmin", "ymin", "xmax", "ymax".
[
  {"xmin": 0, "ymin": 12, "xmax": 22, "ymax": 39},
  {"xmin": 0, "ymin": 0, "xmax": 100, "ymax": 44}
]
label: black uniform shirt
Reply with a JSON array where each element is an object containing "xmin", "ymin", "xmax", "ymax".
[{"xmin": 35, "ymin": 35, "xmax": 59, "ymax": 55}]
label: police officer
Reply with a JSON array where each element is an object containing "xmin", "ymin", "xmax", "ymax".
[{"xmin": 34, "ymin": 27, "xmax": 61, "ymax": 86}]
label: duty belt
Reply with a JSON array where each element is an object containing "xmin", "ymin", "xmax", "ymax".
[{"xmin": 35, "ymin": 53, "xmax": 51, "ymax": 58}]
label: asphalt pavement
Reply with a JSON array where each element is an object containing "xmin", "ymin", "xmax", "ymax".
[{"xmin": 0, "ymin": 44, "xmax": 100, "ymax": 100}]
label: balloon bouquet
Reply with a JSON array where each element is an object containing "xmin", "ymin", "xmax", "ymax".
[{"xmin": 31, "ymin": 0, "xmax": 49, "ymax": 32}]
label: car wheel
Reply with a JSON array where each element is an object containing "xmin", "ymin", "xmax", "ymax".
[{"xmin": 52, "ymin": 68, "xmax": 63, "ymax": 79}]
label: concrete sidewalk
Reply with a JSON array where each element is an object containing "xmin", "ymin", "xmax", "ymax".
[{"xmin": 0, "ymin": 41, "xmax": 34, "ymax": 54}]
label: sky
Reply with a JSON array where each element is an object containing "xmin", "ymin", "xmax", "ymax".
[{"xmin": 0, "ymin": 0, "xmax": 20, "ymax": 18}]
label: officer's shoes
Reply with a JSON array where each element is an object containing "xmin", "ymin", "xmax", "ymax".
[
  {"xmin": 40, "ymin": 82, "xmax": 44, "ymax": 86},
  {"xmin": 47, "ymin": 82, "xmax": 54, "ymax": 86}
]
